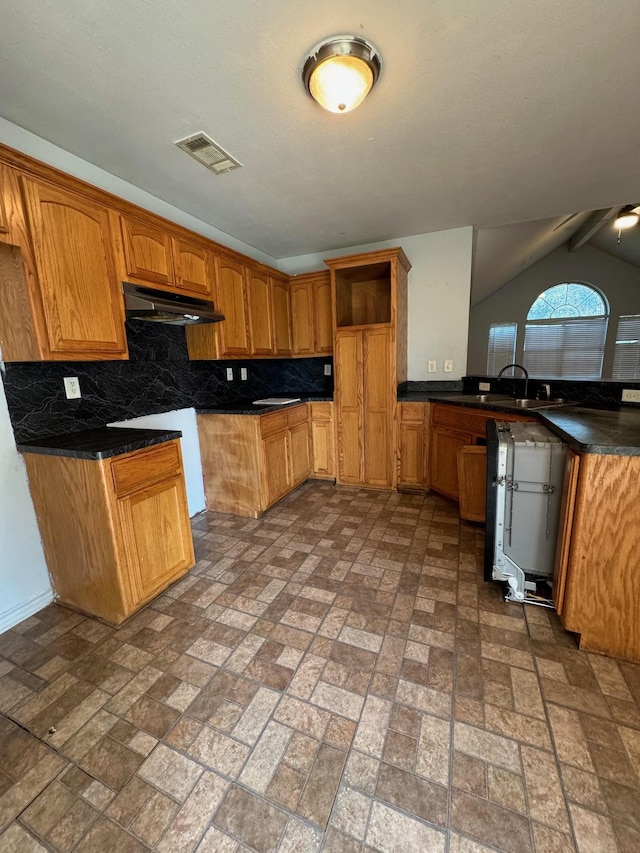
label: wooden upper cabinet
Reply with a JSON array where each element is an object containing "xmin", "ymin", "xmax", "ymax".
[
  {"xmin": 313, "ymin": 273, "xmax": 333, "ymax": 353},
  {"xmin": 216, "ymin": 254, "xmax": 251, "ymax": 356},
  {"xmin": 290, "ymin": 272, "xmax": 333, "ymax": 356},
  {"xmin": 272, "ymin": 277, "xmax": 292, "ymax": 355},
  {"xmin": 172, "ymin": 237, "xmax": 213, "ymax": 297},
  {"xmin": 291, "ymin": 280, "xmax": 315, "ymax": 355},
  {"xmin": 0, "ymin": 178, "xmax": 8, "ymax": 235},
  {"xmin": 20, "ymin": 177, "xmax": 128, "ymax": 358},
  {"xmin": 247, "ymin": 266, "xmax": 274, "ymax": 356},
  {"xmin": 119, "ymin": 215, "xmax": 174, "ymax": 287}
]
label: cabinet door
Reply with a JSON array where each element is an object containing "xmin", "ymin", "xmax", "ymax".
[
  {"xmin": 552, "ymin": 449, "xmax": 580, "ymax": 616},
  {"xmin": 310, "ymin": 404, "xmax": 335, "ymax": 479},
  {"xmin": 291, "ymin": 281, "xmax": 315, "ymax": 354},
  {"xmin": 216, "ymin": 255, "xmax": 251, "ymax": 355},
  {"xmin": 117, "ymin": 475, "xmax": 194, "ymax": 603},
  {"xmin": 21, "ymin": 178, "xmax": 128, "ymax": 357},
  {"xmin": 172, "ymin": 237, "xmax": 213, "ymax": 296},
  {"xmin": 289, "ymin": 422, "xmax": 310, "ymax": 486},
  {"xmin": 457, "ymin": 445, "xmax": 487, "ymax": 522},
  {"xmin": 248, "ymin": 267, "xmax": 275, "ymax": 355},
  {"xmin": 262, "ymin": 431, "xmax": 291, "ymax": 507},
  {"xmin": 335, "ymin": 330, "xmax": 364, "ymax": 484},
  {"xmin": 399, "ymin": 422, "xmax": 425, "ymax": 488},
  {"xmin": 272, "ymin": 277, "xmax": 292, "ymax": 355},
  {"xmin": 363, "ymin": 327, "xmax": 393, "ymax": 488},
  {"xmin": 120, "ymin": 216, "xmax": 174, "ymax": 287},
  {"xmin": 313, "ymin": 274, "xmax": 333, "ymax": 354},
  {"xmin": 429, "ymin": 427, "xmax": 473, "ymax": 500}
]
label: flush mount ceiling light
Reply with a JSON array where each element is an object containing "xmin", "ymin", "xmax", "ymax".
[
  {"xmin": 302, "ymin": 36, "xmax": 381, "ymax": 114},
  {"xmin": 613, "ymin": 205, "xmax": 640, "ymax": 230}
]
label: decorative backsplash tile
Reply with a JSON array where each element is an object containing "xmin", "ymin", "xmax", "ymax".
[{"xmin": 1, "ymin": 321, "xmax": 333, "ymax": 441}]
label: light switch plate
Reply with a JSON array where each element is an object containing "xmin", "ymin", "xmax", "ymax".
[
  {"xmin": 324, "ymin": 364, "xmax": 332, "ymax": 376},
  {"xmin": 428, "ymin": 360, "xmax": 437, "ymax": 373},
  {"xmin": 226, "ymin": 367, "xmax": 233, "ymax": 381},
  {"xmin": 240, "ymin": 367, "xmax": 248, "ymax": 381},
  {"xmin": 63, "ymin": 377, "xmax": 81, "ymax": 399},
  {"xmin": 444, "ymin": 360, "xmax": 453, "ymax": 373}
]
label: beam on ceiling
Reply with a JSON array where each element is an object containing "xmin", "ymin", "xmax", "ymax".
[{"xmin": 569, "ymin": 207, "xmax": 622, "ymax": 252}]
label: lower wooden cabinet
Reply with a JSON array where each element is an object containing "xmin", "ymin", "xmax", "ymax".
[
  {"xmin": 428, "ymin": 403, "xmax": 534, "ymax": 506},
  {"xmin": 197, "ymin": 404, "xmax": 310, "ymax": 517},
  {"xmin": 457, "ymin": 445, "xmax": 487, "ymax": 522},
  {"xmin": 22, "ymin": 440, "xmax": 194, "ymax": 625},
  {"xmin": 553, "ymin": 450, "xmax": 640, "ymax": 660},
  {"xmin": 309, "ymin": 402, "xmax": 335, "ymax": 480}
]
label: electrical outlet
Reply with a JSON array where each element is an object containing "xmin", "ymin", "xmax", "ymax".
[
  {"xmin": 428, "ymin": 360, "xmax": 436, "ymax": 373},
  {"xmin": 621, "ymin": 388, "xmax": 640, "ymax": 403},
  {"xmin": 444, "ymin": 360, "xmax": 453, "ymax": 373},
  {"xmin": 226, "ymin": 367, "xmax": 234, "ymax": 381},
  {"xmin": 324, "ymin": 363, "xmax": 332, "ymax": 376},
  {"xmin": 240, "ymin": 367, "xmax": 248, "ymax": 381},
  {"xmin": 63, "ymin": 377, "xmax": 81, "ymax": 399},
  {"xmin": 479, "ymin": 381, "xmax": 491, "ymax": 391}
]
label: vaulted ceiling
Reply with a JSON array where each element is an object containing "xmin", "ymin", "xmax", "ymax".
[{"xmin": 2, "ymin": 1, "xmax": 640, "ymax": 297}]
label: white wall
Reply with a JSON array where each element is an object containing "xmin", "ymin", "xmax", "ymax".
[
  {"xmin": 467, "ymin": 243, "xmax": 640, "ymax": 376},
  {"xmin": 0, "ymin": 118, "xmax": 276, "ymax": 267},
  {"xmin": 0, "ymin": 379, "xmax": 53, "ymax": 632},
  {"xmin": 108, "ymin": 409, "xmax": 206, "ymax": 517},
  {"xmin": 279, "ymin": 227, "xmax": 474, "ymax": 380}
]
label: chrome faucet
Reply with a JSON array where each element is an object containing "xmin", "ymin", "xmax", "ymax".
[{"xmin": 497, "ymin": 363, "xmax": 529, "ymax": 399}]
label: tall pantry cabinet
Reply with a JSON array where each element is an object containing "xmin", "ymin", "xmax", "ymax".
[{"xmin": 326, "ymin": 248, "xmax": 410, "ymax": 489}]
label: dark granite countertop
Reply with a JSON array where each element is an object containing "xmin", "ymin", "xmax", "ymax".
[
  {"xmin": 16, "ymin": 427, "xmax": 182, "ymax": 460},
  {"xmin": 538, "ymin": 407, "xmax": 640, "ymax": 456},
  {"xmin": 399, "ymin": 391, "xmax": 640, "ymax": 455},
  {"xmin": 196, "ymin": 396, "xmax": 332, "ymax": 415}
]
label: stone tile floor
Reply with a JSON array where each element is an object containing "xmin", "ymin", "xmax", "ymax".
[{"xmin": 1, "ymin": 481, "xmax": 640, "ymax": 852}]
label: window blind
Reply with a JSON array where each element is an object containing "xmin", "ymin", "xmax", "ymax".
[
  {"xmin": 613, "ymin": 315, "xmax": 640, "ymax": 380},
  {"xmin": 523, "ymin": 317, "xmax": 607, "ymax": 378},
  {"xmin": 487, "ymin": 323, "xmax": 517, "ymax": 375}
]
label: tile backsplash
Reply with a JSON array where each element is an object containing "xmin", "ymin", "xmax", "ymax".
[{"xmin": 2, "ymin": 321, "xmax": 333, "ymax": 441}]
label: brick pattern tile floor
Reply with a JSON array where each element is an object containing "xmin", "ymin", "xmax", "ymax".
[{"xmin": 1, "ymin": 480, "xmax": 640, "ymax": 851}]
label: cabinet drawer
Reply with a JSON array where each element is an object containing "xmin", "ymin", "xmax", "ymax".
[
  {"xmin": 399, "ymin": 403, "xmax": 424, "ymax": 423},
  {"xmin": 310, "ymin": 402, "xmax": 332, "ymax": 421},
  {"xmin": 287, "ymin": 404, "xmax": 309, "ymax": 427},
  {"xmin": 431, "ymin": 404, "xmax": 487, "ymax": 437},
  {"xmin": 260, "ymin": 410, "xmax": 288, "ymax": 438},
  {"xmin": 111, "ymin": 441, "xmax": 181, "ymax": 496}
]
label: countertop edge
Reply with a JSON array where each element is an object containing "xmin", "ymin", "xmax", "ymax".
[{"xmin": 17, "ymin": 428, "xmax": 183, "ymax": 460}]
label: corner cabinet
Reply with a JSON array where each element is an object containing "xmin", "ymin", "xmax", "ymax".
[
  {"xmin": 327, "ymin": 248, "xmax": 411, "ymax": 490},
  {"xmin": 428, "ymin": 404, "xmax": 534, "ymax": 506},
  {"xmin": 553, "ymin": 450, "xmax": 640, "ymax": 660},
  {"xmin": 22, "ymin": 440, "xmax": 194, "ymax": 625},
  {"xmin": 0, "ymin": 169, "xmax": 128, "ymax": 361},
  {"xmin": 197, "ymin": 405, "xmax": 310, "ymax": 517}
]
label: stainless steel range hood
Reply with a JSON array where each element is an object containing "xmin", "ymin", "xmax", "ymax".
[{"xmin": 123, "ymin": 282, "xmax": 225, "ymax": 325}]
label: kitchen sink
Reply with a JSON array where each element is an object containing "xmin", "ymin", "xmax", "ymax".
[{"xmin": 440, "ymin": 393, "xmax": 567, "ymax": 410}]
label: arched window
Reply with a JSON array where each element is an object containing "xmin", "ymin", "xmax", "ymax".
[{"xmin": 523, "ymin": 283, "xmax": 608, "ymax": 378}]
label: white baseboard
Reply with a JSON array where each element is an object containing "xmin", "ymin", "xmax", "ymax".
[{"xmin": 0, "ymin": 589, "xmax": 54, "ymax": 634}]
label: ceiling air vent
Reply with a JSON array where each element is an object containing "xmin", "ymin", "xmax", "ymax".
[{"xmin": 175, "ymin": 132, "xmax": 242, "ymax": 174}]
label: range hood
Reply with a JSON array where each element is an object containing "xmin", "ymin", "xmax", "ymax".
[{"xmin": 123, "ymin": 282, "xmax": 225, "ymax": 325}]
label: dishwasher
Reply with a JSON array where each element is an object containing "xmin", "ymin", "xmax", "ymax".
[{"xmin": 484, "ymin": 420, "xmax": 567, "ymax": 605}]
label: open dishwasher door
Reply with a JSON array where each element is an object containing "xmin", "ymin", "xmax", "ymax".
[{"xmin": 486, "ymin": 420, "xmax": 567, "ymax": 605}]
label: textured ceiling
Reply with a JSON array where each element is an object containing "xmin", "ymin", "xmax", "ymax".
[{"xmin": 1, "ymin": 0, "xmax": 640, "ymax": 270}]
